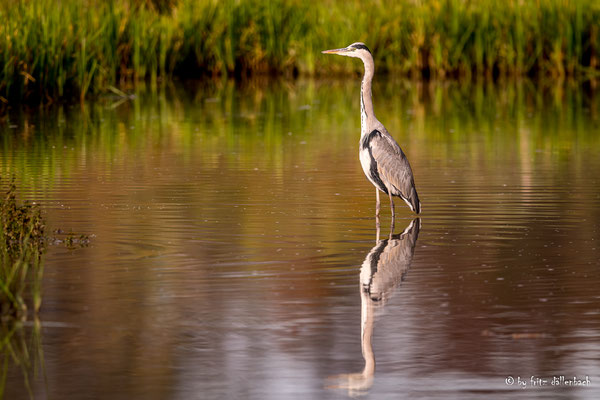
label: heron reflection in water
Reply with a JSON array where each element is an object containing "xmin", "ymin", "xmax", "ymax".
[{"xmin": 327, "ymin": 218, "xmax": 421, "ymax": 395}]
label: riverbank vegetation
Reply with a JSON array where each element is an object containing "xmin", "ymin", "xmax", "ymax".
[
  {"xmin": 0, "ymin": 183, "xmax": 45, "ymax": 320},
  {"xmin": 1, "ymin": 0, "xmax": 598, "ymax": 103},
  {"xmin": 0, "ymin": 179, "xmax": 91, "ymax": 320}
]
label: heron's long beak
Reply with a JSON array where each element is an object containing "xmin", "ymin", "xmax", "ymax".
[{"xmin": 321, "ymin": 47, "xmax": 351, "ymax": 55}]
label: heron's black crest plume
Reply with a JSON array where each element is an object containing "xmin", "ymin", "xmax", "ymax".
[{"xmin": 351, "ymin": 43, "xmax": 371, "ymax": 53}]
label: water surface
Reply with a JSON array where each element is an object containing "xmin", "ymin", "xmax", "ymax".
[{"xmin": 1, "ymin": 78, "xmax": 600, "ymax": 399}]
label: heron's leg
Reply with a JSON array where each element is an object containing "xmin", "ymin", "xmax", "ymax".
[
  {"xmin": 375, "ymin": 189, "xmax": 382, "ymax": 234},
  {"xmin": 388, "ymin": 189, "xmax": 395, "ymax": 233}
]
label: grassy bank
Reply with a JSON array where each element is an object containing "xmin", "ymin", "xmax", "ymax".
[{"xmin": 1, "ymin": 0, "xmax": 598, "ymax": 103}]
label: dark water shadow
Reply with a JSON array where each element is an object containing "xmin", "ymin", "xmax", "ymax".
[{"xmin": 327, "ymin": 218, "xmax": 421, "ymax": 396}]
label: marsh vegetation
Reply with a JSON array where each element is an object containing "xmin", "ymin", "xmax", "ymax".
[
  {"xmin": 1, "ymin": 0, "xmax": 598, "ymax": 103},
  {"xmin": 0, "ymin": 183, "xmax": 45, "ymax": 320}
]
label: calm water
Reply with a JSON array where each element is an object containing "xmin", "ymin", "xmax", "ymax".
[{"xmin": 1, "ymin": 78, "xmax": 600, "ymax": 399}]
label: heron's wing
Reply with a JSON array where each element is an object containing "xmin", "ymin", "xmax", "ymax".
[{"xmin": 368, "ymin": 129, "xmax": 420, "ymax": 213}]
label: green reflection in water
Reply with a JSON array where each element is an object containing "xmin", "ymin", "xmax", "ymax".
[
  {"xmin": 0, "ymin": 320, "xmax": 45, "ymax": 400},
  {"xmin": 1, "ymin": 77, "xmax": 598, "ymax": 276},
  {"xmin": 2, "ymin": 78, "xmax": 598, "ymax": 182}
]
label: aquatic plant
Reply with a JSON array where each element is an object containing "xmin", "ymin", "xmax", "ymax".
[
  {"xmin": 0, "ymin": 319, "xmax": 45, "ymax": 399},
  {"xmin": 0, "ymin": 183, "xmax": 45, "ymax": 320},
  {"xmin": 0, "ymin": 0, "xmax": 598, "ymax": 102}
]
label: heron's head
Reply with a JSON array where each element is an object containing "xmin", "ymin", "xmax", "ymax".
[{"xmin": 322, "ymin": 42, "xmax": 371, "ymax": 59}]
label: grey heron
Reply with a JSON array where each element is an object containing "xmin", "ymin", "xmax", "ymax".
[{"xmin": 322, "ymin": 43, "xmax": 421, "ymax": 224}]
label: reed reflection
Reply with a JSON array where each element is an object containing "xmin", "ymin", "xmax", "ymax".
[
  {"xmin": 328, "ymin": 218, "xmax": 420, "ymax": 395},
  {"xmin": 0, "ymin": 319, "xmax": 45, "ymax": 399}
]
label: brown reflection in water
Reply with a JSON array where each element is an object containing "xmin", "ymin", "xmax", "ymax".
[{"xmin": 328, "ymin": 219, "xmax": 420, "ymax": 395}]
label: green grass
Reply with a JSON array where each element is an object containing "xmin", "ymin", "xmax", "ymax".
[
  {"xmin": 0, "ymin": 0, "xmax": 599, "ymax": 103},
  {"xmin": 0, "ymin": 182, "xmax": 45, "ymax": 320}
]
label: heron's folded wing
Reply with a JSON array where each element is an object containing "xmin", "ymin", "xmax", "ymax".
[{"xmin": 369, "ymin": 132, "xmax": 420, "ymax": 212}]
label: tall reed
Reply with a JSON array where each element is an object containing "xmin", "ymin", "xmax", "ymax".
[{"xmin": 0, "ymin": 0, "xmax": 598, "ymax": 103}]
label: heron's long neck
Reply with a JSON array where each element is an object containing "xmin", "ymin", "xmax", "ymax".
[
  {"xmin": 360, "ymin": 55, "xmax": 376, "ymax": 137},
  {"xmin": 360, "ymin": 287, "xmax": 376, "ymax": 377}
]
